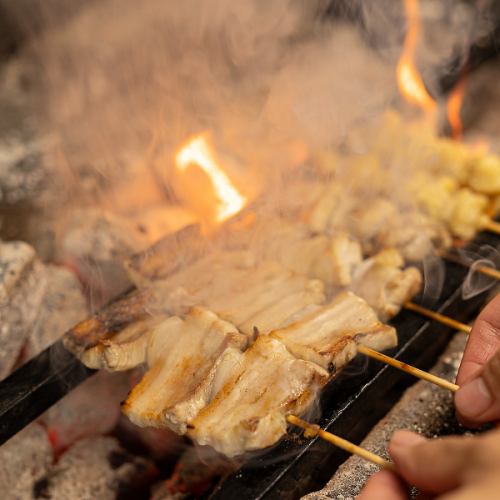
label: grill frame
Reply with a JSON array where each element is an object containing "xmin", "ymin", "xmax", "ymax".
[{"xmin": 0, "ymin": 231, "xmax": 497, "ymax": 499}]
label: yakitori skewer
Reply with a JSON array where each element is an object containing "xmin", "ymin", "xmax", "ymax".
[
  {"xmin": 286, "ymin": 415, "xmax": 395, "ymax": 471},
  {"xmin": 357, "ymin": 344, "xmax": 459, "ymax": 392},
  {"xmin": 403, "ymin": 301, "xmax": 472, "ymax": 334}
]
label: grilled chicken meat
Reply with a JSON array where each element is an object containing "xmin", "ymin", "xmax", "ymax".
[
  {"xmin": 188, "ymin": 336, "xmax": 329, "ymax": 457},
  {"xmin": 64, "ymin": 289, "xmax": 153, "ymax": 356},
  {"xmin": 79, "ymin": 317, "xmax": 163, "ymax": 371},
  {"xmin": 270, "ymin": 291, "xmax": 397, "ymax": 371},
  {"xmin": 123, "ymin": 308, "xmax": 247, "ymax": 434},
  {"xmin": 350, "ymin": 249, "xmax": 422, "ymax": 321}
]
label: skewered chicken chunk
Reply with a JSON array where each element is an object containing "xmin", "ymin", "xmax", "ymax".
[
  {"xmin": 188, "ymin": 336, "xmax": 329, "ymax": 457},
  {"xmin": 123, "ymin": 308, "xmax": 247, "ymax": 434},
  {"xmin": 80, "ymin": 317, "xmax": 163, "ymax": 371},
  {"xmin": 379, "ymin": 212, "xmax": 451, "ymax": 262},
  {"xmin": 350, "ymin": 249, "xmax": 422, "ymax": 321},
  {"xmin": 311, "ymin": 233, "xmax": 363, "ymax": 287},
  {"xmin": 413, "ymin": 175, "xmax": 489, "ymax": 240},
  {"xmin": 64, "ymin": 289, "xmax": 154, "ymax": 356},
  {"xmin": 270, "ymin": 291, "xmax": 397, "ymax": 371},
  {"xmin": 468, "ymin": 154, "xmax": 500, "ymax": 195}
]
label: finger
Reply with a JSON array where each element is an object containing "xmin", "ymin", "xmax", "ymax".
[
  {"xmin": 457, "ymin": 292, "xmax": 500, "ymax": 386},
  {"xmin": 389, "ymin": 431, "xmax": 473, "ymax": 494},
  {"xmin": 455, "ymin": 348, "xmax": 500, "ymax": 425},
  {"xmin": 357, "ymin": 470, "xmax": 408, "ymax": 500},
  {"xmin": 438, "ymin": 480, "xmax": 500, "ymax": 500}
]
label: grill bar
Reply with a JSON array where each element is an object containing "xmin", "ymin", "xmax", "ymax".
[{"xmin": 0, "ymin": 340, "xmax": 94, "ymax": 445}]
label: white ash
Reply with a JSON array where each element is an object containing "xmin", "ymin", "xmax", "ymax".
[
  {"xmin": 0, "ymin": 422, "xmax": 53, "ymax": 499},
  {"xmin": 0, "ymin": 240, "xmax": 46, "ymax": 379},
  {"xmin": 34, "ymin": 436, "xmax": 156, "ymax": 500},
  {"xmin": 303, "ymin": 333, "xmax": 470, "ymax": 500},
  {"xmin": 59, "ymin": 208, "xmax": 150, "ymax": 306},
  {"xmin": 25, "ymin": 264, "xmax": 88, "ymax": 358}
]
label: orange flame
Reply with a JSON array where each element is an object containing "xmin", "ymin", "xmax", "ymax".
[
  {"xmin": 446, "ymin": 74, "xmax": 466, "ymax": 140},
  {"xmin": 175, "ymin": 134, "xmax": 246, "ymax": 222},
  {"xmin": 396, "ymin": 0, "xmax": 436, "ymax": 112}
]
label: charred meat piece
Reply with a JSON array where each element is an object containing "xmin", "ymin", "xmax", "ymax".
[
  {"xmin": 188, "ymin": 336, "xmax": 329, "ymax": 457},
  {"xmin": 123, "ymin": 308, "xmax": 247, "ymax": 434},
  {"xmin": 63, "ymin": 288, "xmax": 153, "ymax": 355},
  {"xmin": 126, "ymin": 223, "xmax": 203, "ymax": 287},
  {"xmin": 79, "ymin": 317, "xmax": 164, "ymax": 371},
  {"xmin": 270, "ymin": 291, "xmax": 397, "ymax": 371}
]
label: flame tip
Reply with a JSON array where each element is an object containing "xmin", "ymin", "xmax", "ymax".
[{"xmin": 175, "ymin": 133, "xmax": 246, "ymax": 223}]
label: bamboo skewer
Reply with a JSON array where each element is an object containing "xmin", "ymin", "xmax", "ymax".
[
  {"xmin": 357, "ymin": 344, "xmax": 460, "ymax": 392},
  {"xmin": 403, "ymin": 301, "xmax": 472, "ymax": 334},
  {"xmin": 443, "ymin": 251, "xmax": 500, "ymax": 281},
  {"xmin": 481, "ymin": 216, "xmax": 500, "ymax": 235},
  {"xmin": 286, "ymin": 415, "xmax": 395, "ymax": 471}
]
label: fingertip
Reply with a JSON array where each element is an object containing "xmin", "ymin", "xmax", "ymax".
[{"xmin": 389, "ymin": 430, "xmax": 426, "ymax": 456}]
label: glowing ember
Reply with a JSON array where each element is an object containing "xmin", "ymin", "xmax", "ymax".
[
  {"xmin": 396, "ymin": 0, "xmax": 436, "ymax": 112},
  {"xmin": 446, "ymin": 74, "xmax": 466, "ymax": 140},
  {"xmin": 175, "ymin": 134, "xmax": 246, "ymax": 222}
]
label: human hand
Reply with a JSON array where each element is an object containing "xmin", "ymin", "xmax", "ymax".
[
  {"xmin": 455, "ymin": 291, "xmax": 500, "ymax": 426},
  {"xmin": 358, "ymin": 428, "xmax": 500, "ymax": 499}
]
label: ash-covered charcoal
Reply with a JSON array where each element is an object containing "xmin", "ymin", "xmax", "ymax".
[
  {"xmin": 0, "ymin": 240, "xmax": 46, "ymax": 379},
  {"xmin": 151, "ymin": 447, "xmax": 228, "ymax": 500},
  {"xmin": 36, "ymin": 436, "xmax": 157, "ymax": 500},
  {"xmin": 0, "ymin": 422, "xmax": 53, "ymax": 498},
  {"xmin": 0, "ymin": 136, "xmax": 48, "ymax": 207},
  {"xmin": 25, "ymin": 264, "xmax": 88, "ymax": 359},
  {"xmin": 40, "ymin": 371, "xmax": 130, "ymax": 455},
  {"xmin": 302, "ymin": 333, "xmax": 470, "ymax": 500},
  {"xmin": 59, "ymin": 208, "xmax": 150, "ymax": 306}
]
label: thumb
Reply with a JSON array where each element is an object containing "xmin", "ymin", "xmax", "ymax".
[
  {"xmin": 388, "ymin": 430, "xmax": 473, "ymax": 494},
  {"xmin": 455, "ymin": 348, "xmax": 500, "ymax": 425}
]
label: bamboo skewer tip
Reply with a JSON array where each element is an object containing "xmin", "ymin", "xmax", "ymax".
[
  {"xmin": 357, "ymin": 344, "xmax": 460, "ymax": 393},
  {"xmin": 403, "ymin": 301, "xmax": 472, "ymax": 335},
  {"xmin": 286, "ymin": 415, "xmax": 395, "ymax": 471}
]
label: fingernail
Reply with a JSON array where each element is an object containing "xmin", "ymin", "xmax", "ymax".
[{"xmin": 455, "ymin": 376, "xmax": 492, "ymax": 418}]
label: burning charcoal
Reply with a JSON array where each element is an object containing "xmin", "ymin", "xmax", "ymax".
[
  {"xmin": 116, "ymin": 416, "xmax": 184, "ymax": 460},
  {"xmin": 24, "ymin": 264, "xmax": 88, "ymax": 358},
  {"xmin": 59, "ymin": 208, "xmax": 150, "ymax": 306},
  {"xmin": 41, "ymin": 371, "xmax": 129, "ymax": 455},
  {"xmin": 37, "ymin": 436, "xmax": 157, "ymax": 500},
  {"xmin": 0, "ymin": 422, "xmax": 53, "ymax": 498},
  {"xmin": 152, "ymin": 448, "xmax": 226, "ymax": 499},
  {"xmin": 0, "ymin": 240, "xmax": 46, "ymax": 379}
]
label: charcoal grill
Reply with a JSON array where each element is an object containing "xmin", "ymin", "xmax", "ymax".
[{"xmin": 0, "ymin": 228, "xmax": 498, "ymax": 500}]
